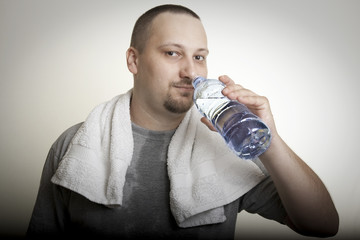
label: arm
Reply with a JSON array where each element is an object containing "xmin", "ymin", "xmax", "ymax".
[
  {"xmin": 27, "ymin": 124, "xmax": 82, "ymax": 237},
  {"xmin": 27, "ymin": 148, "xmax": 70, "ymax": 237},
  {"xmin": 202, "ymin": 75, "xmax": 339, "ymax": 237},
  {"xmin": 259, "ymin": 134, "xmax": 338, "ymax": 237}
]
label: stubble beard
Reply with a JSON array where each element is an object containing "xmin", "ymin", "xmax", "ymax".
[
  {"xmin": 164, "ymin": 92, "xmax": 193, "ymax": 114},
  {"xmin": 163, "ymin": 78, "xmax": 194, "ymax": 114}
]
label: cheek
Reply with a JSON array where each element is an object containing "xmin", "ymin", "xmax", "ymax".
[
  {"xmin": 140, "ymin": 64, "xmax": 170, "ymax": 96},
  {"xmin": 197, "ymin": 63, "xmax": 208, "ymax": 77},
  {"xmin": 140, "ymin": 57, "xmax": 165, "ymax": 81}
]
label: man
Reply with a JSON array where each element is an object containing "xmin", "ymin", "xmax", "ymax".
[{"xmin": 27, "ymin": 4, "xmax": 339, "ymax": 239}]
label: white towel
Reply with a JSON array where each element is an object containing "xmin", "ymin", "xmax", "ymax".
[{"xmin": 51, "ymin": 90, "xmax": 267, "ymax": 227}]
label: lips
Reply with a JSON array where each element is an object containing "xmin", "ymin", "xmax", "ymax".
[{"xmin": 174, "ymin": 85, "xmax": 194, "ymax": 90}]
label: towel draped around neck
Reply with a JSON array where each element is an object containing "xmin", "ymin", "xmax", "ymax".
[{"xmin": 51, "ymin": 90, "xmax": 266, "ymax": 228}]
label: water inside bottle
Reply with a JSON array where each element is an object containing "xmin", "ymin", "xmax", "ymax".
[
  {"xmin": 196, "ymin": 99, "xmax": 271, "ymax": 159},
  {"xmin": 194, "ymin": 97, "xmax": 229, "ymax": 120},
  {"xmin": 193, "ymin": 77, "xmax": 271, "ymax": 159},
  {"xmin": 223, "ymin": 116, "xmax": 271, "ymax": 159}
]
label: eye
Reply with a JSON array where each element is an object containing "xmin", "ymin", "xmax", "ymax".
[
  {"xmin": 166, "ymin": 51, "xmax": 179, "ymax": 57},
  {"xmin": 194, "ymin": 55, "xmax": 205, "ymax": 61}
]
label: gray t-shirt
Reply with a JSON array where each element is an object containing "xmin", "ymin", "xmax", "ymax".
[{"xmin": 27, "ymin": 122, "xmax": 286, "ymax": 239}]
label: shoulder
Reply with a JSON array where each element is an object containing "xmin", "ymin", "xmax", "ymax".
[
  {"xmin": 51, "ymin": 122, "xmax": 83, "ymax": 161},
  {"xmin": 39, "ymin": 122, "xmax": 84, "ymax": 185}
]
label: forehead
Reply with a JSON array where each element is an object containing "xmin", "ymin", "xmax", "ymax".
[{"xmin": 147, "ymin": 12, "xmax": 207, "ymax": 49}]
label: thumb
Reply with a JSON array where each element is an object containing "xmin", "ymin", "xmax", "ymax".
[{"xmin": 200, "ymin": 117, "xmax": 217, "ymax": 132}]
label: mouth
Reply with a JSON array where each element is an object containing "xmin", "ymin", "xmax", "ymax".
[
  {"xmin": 171, "ymin": 78, "xmax": 194, "ymax": 94},
  {"xmin": 173, "ymin": 85, "xmax": 194, "ymax": 90}
]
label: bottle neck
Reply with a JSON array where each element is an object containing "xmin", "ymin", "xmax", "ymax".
[{"xmin": 192, "ymin": 76, "xmax": 206, "ymax": 88}]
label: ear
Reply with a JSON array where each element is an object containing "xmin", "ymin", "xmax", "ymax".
[{"xmin": 126, "ymin": 47, "xmax": 139, "ymax": 74}]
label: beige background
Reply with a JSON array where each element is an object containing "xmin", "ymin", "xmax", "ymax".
[{"xmin": 1, "ymin": 0, "xmax": 359, "ymax": 239}]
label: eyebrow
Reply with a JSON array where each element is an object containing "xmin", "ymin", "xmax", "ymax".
[{"xmin": 158, "ymin": 43, "xmax": 209, "ymax": 54}]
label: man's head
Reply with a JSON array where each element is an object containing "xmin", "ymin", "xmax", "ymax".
[
  {"xmin": 127, "ymin": 5, "xmax": 208, "ymax": 127},
  {"xmin": 130, "ymin": 4, "xmax": 201, "ymax": 54}
]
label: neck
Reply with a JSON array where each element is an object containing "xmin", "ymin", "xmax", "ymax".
[{"xmin": 130, "ymin": 96, "xmax": 186, "ymax": 131}]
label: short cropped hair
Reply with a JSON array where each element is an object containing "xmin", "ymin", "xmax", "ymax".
[{"xmin": 130, "ymin": 4, "xmax": 200, "ymax": 53}]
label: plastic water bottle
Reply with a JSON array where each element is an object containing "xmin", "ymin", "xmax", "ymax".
[{"xmin": 192, "ymin": 76, "xmax": 271, "ymax": 159}]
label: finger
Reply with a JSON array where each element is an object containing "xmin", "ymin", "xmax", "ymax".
[
  {"xmin": 218, "ymin": 75, "xmax": 235, "ymax": 86},
  {"xmin": 221, "ymin": 85, "xmax": 269, "ymax": 111},
  {"xmin": 200, "ymin": 117, "xmax": 217, "ymax": 132},
  {"xmin": 238, "ymin": 95, "xmax": 269, "ymax": 110},
  {"xmin": 223, "ymin": 85, "xmax": 256, "ymax": 100}
]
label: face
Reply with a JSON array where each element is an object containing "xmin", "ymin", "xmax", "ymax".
[{"xmin": 131, "ymin": 12, "xmax": 208, "ymax": 116}]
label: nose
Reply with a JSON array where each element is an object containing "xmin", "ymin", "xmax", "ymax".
[{"xmin": 179, "ymin": 57, "xmax": 197, "ymax": 81}]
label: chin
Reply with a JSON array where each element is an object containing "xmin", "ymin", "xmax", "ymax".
[{"xmin": 164, "ymin": 100, "xmax": 193, "ymax": 114}]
